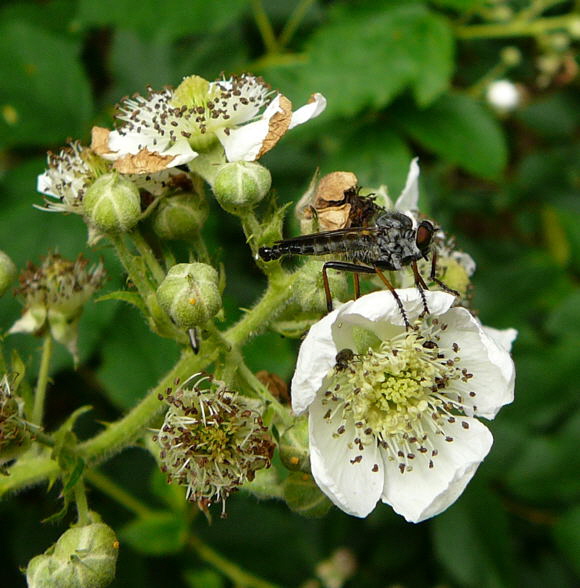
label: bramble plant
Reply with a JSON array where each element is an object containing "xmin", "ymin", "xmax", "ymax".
[{"xmin": 1, "ymin": 1, "xmax": 579, "ymax": 587}]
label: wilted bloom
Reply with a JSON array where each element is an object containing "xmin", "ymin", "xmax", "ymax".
[
  {"xmin": 291, "ymin": 289, "xmax": 516, "ymax": 522},
  {"xmin": 37, "ymin": 140, "xmax": 188, "ymax": 215},
  {"xmin": 93, "ymin": 73, "xmax": 326, "ymax": 173},
  {"xmin": 156, "ymin": 373, "xmax": 275, "ymax": 516},
  {"xmin": 0, "ymin": 375, "xmax": 30, "ymax": 465},
  {"xmin": 9, "ymin": 253, "xmax": 106, "ymax": 360}
]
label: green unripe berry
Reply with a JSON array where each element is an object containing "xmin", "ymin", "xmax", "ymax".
[
  {"xmin": 156, "ymin": 263, "xmax": 221, "ymax": 329},
  {"xmin": 151, "ymin": 192, "xmax": 208, "ymax": 240},
  {"xmin": 0, "ymin": 250, "xmax": 16, "ymax": 297},
  {"xmin": 213, "ymin": 161, "xmax": 271, "ymax": 214},
  {"xmin": 83, "ymin": 173, "xmax": 141, "ymax": 233}
]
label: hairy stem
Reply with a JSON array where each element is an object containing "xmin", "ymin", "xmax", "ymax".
[{"xmin": 31, "ymin": 335, "xmax": 53, "ymax": 426}]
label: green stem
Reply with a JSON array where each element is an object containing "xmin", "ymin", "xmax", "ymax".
[
  {"xmin": 74, "ymin": 478, "xmax": 90, "ymax": 526},
  {"xmin": 110, "ymin": 234, "xmax": 155, "ymax": 299},
  {"xmin": 85, "ymin": 470, "xmax": 154, "ymax": 518},
  {"xmin": 31, "ymin": 335, "xmax": 53, "ymax": 426},
  {"xmin": 250, "ymin": 0, "xmax": 279, "ymax": 54},
  {"xmin": 79, "ymin": 346, "xmax": 217, "ymax": 462},
  {"xmin": 238, "ymin": 362, "xmax": 292, "ymax": 428},
  {"xmin": 456, "ymin": 13, "xmax": 578, "ymax": 39},
  {"xmin": 188, "ymin": 231, "xmax": 211, "ymax": 264},
  {"xmin": 278, "ymin": 0, "xmax": 315, "ymax": 49},
  {"xmin": 225, "ymin": 272, "xmax": 297, "ymax": 347},
  {"xmin": 131, "ymin": 229, "xmax": 166, "ymax": 284},
  {"xmin": 189, "ymin": 535, "xmax": 281, "ymax": 588}
]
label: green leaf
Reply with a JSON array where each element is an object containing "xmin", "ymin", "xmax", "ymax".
[
  {"xmin": 553, "ymin": 506, "xmax": 580, "ymax": 577},
  {"xmin": 184, "ymin": 568, "xmax": 225, "ymax": 588},
  {"xmin": 97, "ymin": 305, "xmax": 180, "ymax": 410},
  {"xmin": 269, "ymin": 2, "xmax": 453, "ymax": 118},
  {"xmin": 120, "ymin": 512, "xmax": 188, "ymax": 555},
  {"xmin": 0, "ymin": 21, "xmax": 92, "ymax": 147},
  {"xmin": 77, "ymin": 0, "xmax": 248, "ymax": 41},
  {"xmin": 432, "ymin": 481, "xmax": 515, "ymax": 587},
  {"xmin": 396, "ymin": 93, "xmax": 508, "ymax": 179},
  {"xmin": 97, "ymin": 290, "xmax": 146, "ymax": 314}
]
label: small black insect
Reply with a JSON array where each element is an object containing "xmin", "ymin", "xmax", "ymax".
[
  {"xmin": 334, "ymin": 348, "xmax": 356, "ymax": 371},
  {"xmin": 259, "ymin": 206, "xmax": 458, "ymax": 327}
]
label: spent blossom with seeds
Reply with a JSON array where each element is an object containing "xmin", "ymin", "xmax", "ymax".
[
  {"xmin": 156, "ymin": 373, "xmax": 275, "ymax": 516},
  {"xmin": 37, "ymin": 141, "xmax": 188, "ymax": 215},
  {"xmin": 291, "ymin": 289, "xmax": 516, "ymax": 522},
  {"xmin": 9, "ymin": 253, "xmax": 106, "ymax": 360},
  {"xmin": 92, "ymin": 73, "xmax": 326, "ymax": 174}
]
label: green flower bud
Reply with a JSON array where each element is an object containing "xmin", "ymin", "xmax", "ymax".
[
  {"xmin": 83, "ymin": 173, "xmax": 141, "ymax": 233},
  {"xmin": 0, "ymin": 250, "xmax": 16, "ymax": 297},
  {"xmin": 213, "ymin": 161, "xmax": 271, "ymax": 214},
  {"xmin": 156, "ymin": 263, "xmax": 221, "ymax": 329},
  {"xmin": 26, "ymin": 522, "xmax": 118, "ymax": 588},
  {"xmin": 279, "ymin": 418, "xmax": 310, "ymax": 472},
  {"xmin": 292, "ymin": 260, "xmax": 348, "ymax": 313},
  {"xmin": 151, "ymin": 192, "xmax": 208, "ymax": 241},
  {"xmin": 283, "ymin": 472, "xmax": 332, "ymax": 518}
]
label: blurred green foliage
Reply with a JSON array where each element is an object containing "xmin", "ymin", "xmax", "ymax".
[{"xmin": 0, "ymin": 0, "xmax": 579, "ymax": 587}]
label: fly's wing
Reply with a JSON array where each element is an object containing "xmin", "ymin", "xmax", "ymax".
[{"xmin": 259, "ymin": 226, "xmax": 381, "ymax": 260}]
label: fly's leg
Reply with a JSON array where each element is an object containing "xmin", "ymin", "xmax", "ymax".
[
  {"xmin": 411, "ymin": 260, "xmax": 430, "ymax": 317},
  {"xmin": 374, "ymin": 268, "xmax": 410, "ymax": 330},
  {"xmin": 430, "ymin": 252, "xmax": 460, "ymax": 297},
  {"xmin": 353, "ymin": 273, "xmax": 361, "ymax": 300},
  {"xmin": 322, "ymin": 261, "xmax": 377, "ymax": 312}
]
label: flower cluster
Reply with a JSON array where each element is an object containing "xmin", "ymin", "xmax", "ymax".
[
  {"xmin": 291, "ymin": 289, "xmax": 515, "ymax": 522},
  {"xmin": 156, "ymin": 374, "xmax": 275, "ymax": 516}
]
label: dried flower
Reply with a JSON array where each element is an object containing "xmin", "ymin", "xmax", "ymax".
[{"xmin": 156, "ymin": 374, "xmax": 275, "ymax": 516}]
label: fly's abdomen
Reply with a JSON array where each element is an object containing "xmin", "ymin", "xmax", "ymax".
[{"xmin": 258, "ymin": 231, "xmax": 376, "ymax": 262}]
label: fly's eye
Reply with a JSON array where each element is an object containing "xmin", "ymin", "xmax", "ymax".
[{"xmin": 416, "ymin": 221, "xmax": 434, "ymax": 251}]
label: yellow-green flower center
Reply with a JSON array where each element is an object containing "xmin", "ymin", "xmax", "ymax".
[{"xmin": 322, "ymin": 319, "xmax": 474, "ymax": 472}]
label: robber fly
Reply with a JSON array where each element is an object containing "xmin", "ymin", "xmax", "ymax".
[{"xmin": 258, "ymin": 194, "xmax": 458, "ymax": 327}]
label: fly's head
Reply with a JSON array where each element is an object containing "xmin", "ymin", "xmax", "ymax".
[{"xmin": 415, "ymin": 220, "xmax": 435, "ymax": 258}]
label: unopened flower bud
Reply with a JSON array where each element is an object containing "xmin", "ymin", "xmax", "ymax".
[
  {"xmin": 279, "ymin": 417, "xmax": 310, "ymax": 472},
  {"xmin": 500, "ymin": 46, "xmax": 522, "ymax": 67},
  {"xmin": 151, "ymin": 191, "xmax": 208, "ymax": 240},
  {"xmin": 283, "ymin": 472, "xmax": 332, "ymax": 518},
  {"xmin": 156, "ymin": 263, "xmax": 221, "ymax": 328},
  {"xmin": 0, "ymin": 250, "xmax": 17, "ymax": 297},
  {"xmin": 213, "ymin": 161, "xmax": 271, "ymax": 214},
  {"xmin": 83, "ymin": 173, "xmax": 141, "ymax": 233},
  {"xmin": 26, "ymin": 522, "xmax": 118, "ymax": 588},
  {"xmin": 156, "ymin": 373, "xmax": 275, "ymax": 516},
  {"xmin": 293, "ymin": 260, "xmax": 348, "ymax": 313}
]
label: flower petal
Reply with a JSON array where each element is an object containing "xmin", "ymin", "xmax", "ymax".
[
  {"xmin": 437, "ymin": 307, "xmax": 515, "ymax": 419},
  {"xmin": 394, "ymin": 158, "xmax": 420, "ymax": 212},
  {"xmin": 288, "ymin": 93, "xmax": 327, "ymax": 129},
  {"xmin": 291, "ymin": 308, "xmax": 343, "ymax": 414},
  {"xmin": 482, "ymin": 325, "xmax": 518, "ymax": 352},
  {"xmin": 334, "ymin": 289, "xmax": 456, "ymax": 342},
  {"xmin": 381, "ymin": 417, "xmax": 493, "ymax": 522},
  {"xmin": 309, "ymin": 393, "xmax": 384, "ymax": 517}
]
